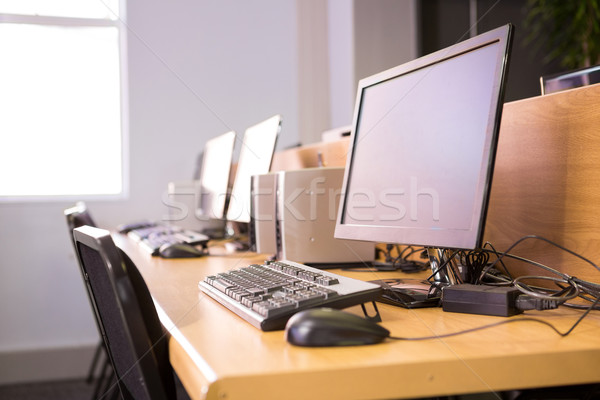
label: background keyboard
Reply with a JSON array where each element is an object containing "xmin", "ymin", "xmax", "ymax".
[
  {"xmin": 127, "ymin": 225, "xmax": 209, "ymax": 255},
  {"xmin": 199, "ymin": 260, "xmax": 382, "ymax": 330}
]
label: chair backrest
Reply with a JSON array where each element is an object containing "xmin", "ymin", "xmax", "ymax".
[
  {"xmin": 73, "ymin": 225, "xmax": 176, "ymax": 400},
  {"xmin": 64, "ymin": 201, "xmax": 97, "ymax": 257},
  {"xmin": 64, "ymin": 201, "xmax": 105, "ymax": 337},
  {"xmin": 65, "ymin": 201, "xmax": 97, "ymax": 231}
]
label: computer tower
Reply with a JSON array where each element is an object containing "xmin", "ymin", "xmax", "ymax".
[
  {"xmin": 250, "ymin": 168, "xmax": 375, "ymax": 265},
  {"xmin": 250, "ymin": 173, "xmax": 278, "ymax": 255}
]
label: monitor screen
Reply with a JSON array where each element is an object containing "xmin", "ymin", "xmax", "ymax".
[
  {"xmin": 335, "ymin": 25, "xmax": 513, "ymax": 250},
  {"xmin": 226, "ymin": 114, "xmax": 281, "ymax": 223},
  {"xmin": 197, "ymin": 130, "xmax": 236, "ymax": 220}
]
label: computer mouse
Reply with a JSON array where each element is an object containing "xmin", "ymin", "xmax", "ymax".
[
  {"xmin": 285, "ymin": 308, "xmax": 390, "ymax": 347},
  {"xmin": 158, "ymin": 243, "xmax": 205, "ymax": 259}
]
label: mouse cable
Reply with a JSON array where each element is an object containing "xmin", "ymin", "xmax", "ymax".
[{"xmin": 388, "ymin": 291, "xmax": 600, "ymax": 341}]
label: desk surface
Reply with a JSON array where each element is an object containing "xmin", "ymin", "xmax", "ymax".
[{"xmin": 114, "ymin": 235, "xmax": 600, "ymax": 400}]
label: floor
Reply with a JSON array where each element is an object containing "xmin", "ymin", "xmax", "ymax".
[
  {"xmin": 0, "ymin": 375, "xmax": 188, "ymax": 400},
  {"xmin": 1, "ymin": 380, "xmax": 598, "ymax": 400},
  {"xmin": 0, "ymin": 379, "xmax": 98, "ymax": 400}
]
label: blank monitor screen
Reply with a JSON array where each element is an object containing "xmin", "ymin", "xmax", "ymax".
[
  {"xmin": 226, "ymin": 115, "xmax": 281, "ymax": 223},
  {"xmin": 197, "ymin": 130, "xmax": 236, "ymax": 220},
  {"xmin": 335, "ymin": 25, "xmax": 513, "ymax": 250}
]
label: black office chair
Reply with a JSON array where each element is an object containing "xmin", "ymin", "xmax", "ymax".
[
  {"xmin": 65, "ymin": 202, "xmax": 97, "ymax": 233},
  {"xmin": 64, "ymin": 202, "xmax": 116, "ymax": 399},
  {"xmin": 72, "ymin": 225, "xmax": 181, "ymax": 400}
]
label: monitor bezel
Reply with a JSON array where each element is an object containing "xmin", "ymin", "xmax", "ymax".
[
  {"xmin": 226, "ymin": 114, "xmax": 282, "ymax": 224},
  {"xmin": 334, "ymin": 24, "xmax": 513, "ymax": 250}
]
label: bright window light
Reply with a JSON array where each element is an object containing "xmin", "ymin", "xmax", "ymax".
[
  {"xmin": 0, "ymin": 0, "xmax": 119, "ymax": 19},
  {"xmin": 0, "ymin": 1, "xmax": 126, "ymax": 200}
]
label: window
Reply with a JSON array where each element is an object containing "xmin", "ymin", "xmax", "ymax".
[{"xmin": 0, "ymin": 0, "xmax": 127, "ymax": 200}]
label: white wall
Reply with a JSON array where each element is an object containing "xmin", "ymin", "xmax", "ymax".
[
  {"xmin": 327, "ymin": 0, "xmax": 355, "ymax": 129},
  {"xmin": 0, "ymin": 0, "xmax": 298, "ymax": 383},
  {"xmin": 0, "ymin": 0, "xmax": 417, "ymax": 384},
  {"xmin": 300, "ymin": 0, "xmax": 418, "ymax": 143},
  {"xmin": 353, "ymin": 0, "xmax": 418, "ymax": 90}
]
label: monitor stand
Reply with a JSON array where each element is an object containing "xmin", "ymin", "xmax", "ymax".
[
  {"xmin": 222, "ymin": 221, "xmax": 251, "ymax": 252},
  {"xmin": 427, "ymin": 248, "xmax": 461, "ymax": 285}
]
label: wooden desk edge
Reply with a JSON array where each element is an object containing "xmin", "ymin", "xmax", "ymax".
[
  {"xmin": 154, "ymin": 299, "xmax": 216, "ymax": 399},
  {"xmin": 169, "ymin": 343, "xmax": 600, "ymax": 400}
]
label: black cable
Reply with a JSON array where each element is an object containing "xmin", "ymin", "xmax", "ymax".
[
  {"xmin": 475, "ymin": 235, "xmax": 600, "ymax": 309},
  {"xmin": 573, "ymin": 278, "xmax": 600, "ymax": 296},
  {"xmin": 387, "ymin": 316, "xmax": 582, "ymax": 341},
  {"xmin": 399, "ymin": 246, "xmax": 423, "ymax": 261},
  {"xmin": 390, "ymin": 246, "xmax": 428, "ymax": 273},
  {"xmin": 561, "ymin": 279, "xmax": 600, "ymax": 310},
  {"xmin": 480, "ymin": 250, "xmax": 573, "ymax": 284},
  {"xmin": 513, "ymin": 275, "xmax": 580, "ymax": 302},
  {"xmin": 389, "ymin": 289, "xmax": 600, "ymax": 341},
  {"xmin": 426, "ymin": 249, "xmax": 461, "ymax": 281},
  {"xmin": 482, "ymin": 241, "xmax": 515, "ymax": 282},
  {"xmin": 483, "ymin": 235, "xmax": 600, "ymax": 278},
  {"xmin": 460, "ymin": 249, "xmax": 490, "ymax": 284},
  {"xmin": 562, "ymin": 301, "xmax": 600, "ymax": 311},
  {"xmin": 397, "ymin": 245, "xmax": 411, "ymax": 260}
]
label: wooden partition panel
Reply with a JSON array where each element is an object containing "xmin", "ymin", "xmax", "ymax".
[
  {"xmin": 270, "ymin": 84, "xmax": 600, "ymax": 282},
  {"xmin": 484, "ymin": 83, "xmax": 600, "ymax": 283},
  {"xmin": 270, "ymin": 138, "xmax": 350, "ymax": 171}
]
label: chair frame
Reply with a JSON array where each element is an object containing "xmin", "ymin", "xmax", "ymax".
[
  {"xmin": 73, "ymin": 225, "xmax": 173, "ymax": 400},
  {"xmin": 64, "ymin": 203, "xmax": 118, "ymax": 399}
]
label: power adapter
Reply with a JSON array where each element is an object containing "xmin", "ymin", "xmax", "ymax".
[
  {"xmin": 442, "ymin": 283, "xmax": 562, "ymax": 317},
  {"xmin": 442, "ymin": 284, "xmax": 523, "ymax": 317}
]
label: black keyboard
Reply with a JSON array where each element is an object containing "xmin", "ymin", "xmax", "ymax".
[
  {"xmin": 198, "ymin": 260, "xmax": 382, "ymax": 331},
  {"xmin": 127, "ymin": 225, "xmax": 209, "ymax": 256}
]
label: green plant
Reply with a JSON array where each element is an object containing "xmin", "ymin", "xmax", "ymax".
[{"xmin": 525, "ymin": 0, "xmax": 600, "ymax": 69}]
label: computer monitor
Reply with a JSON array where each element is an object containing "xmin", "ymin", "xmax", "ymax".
[
  {"xmin": 541, "ymin": 64, "xmax": 600, "ymax": 95},
  {"xmin": 226, "ymin": 114, "xmax": 282, "ymax": 224},
  {"xmin": 335, "ymin": 25, "xmax": 513, "ymax": 261},
  {"xmin": 197, "ymin": 130, "xmax": 236, "ymax": 220}
]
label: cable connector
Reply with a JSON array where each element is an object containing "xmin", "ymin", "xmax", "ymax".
[{"xmin": 515, "ymin": 295, "xmax": 561, "ymax": 311}]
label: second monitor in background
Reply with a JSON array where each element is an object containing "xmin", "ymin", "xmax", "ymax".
[
  {"xmin": 197, "ymin": 130, "xmax": 236, "ymax": 220},
  {"xmin": 167, "ymin": 130, "xmax": 236, "ymax": 238},
  {"xmin": 225, "ymin": 114, "xmax": 282, "ymax": 239}
]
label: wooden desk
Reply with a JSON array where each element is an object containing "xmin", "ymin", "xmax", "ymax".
[{"xmin": 115, "ymin": 235, "xmax": 600, "ymax": 400}]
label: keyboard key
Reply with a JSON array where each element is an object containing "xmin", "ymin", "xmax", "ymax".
[{"xmin": 211, "ymin": 279, "xmax": 234, "ymax": 293}]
